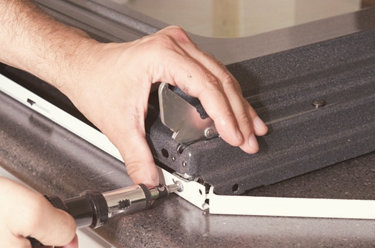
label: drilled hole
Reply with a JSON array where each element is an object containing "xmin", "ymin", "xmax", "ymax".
[
  {"xmin": 232, "ymin": 184, "xmax": 239, "ymax": 193},
  {"xmin": 199, "ymin": 189, "xmax": 203, "ymax": 195},
  {"xmin": 161, "ymin": 148, "xmax": 169, "ymax": 158}
]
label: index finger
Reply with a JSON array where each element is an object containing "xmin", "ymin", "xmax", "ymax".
[
  {"xmin": 0, "ymin": 178, "xmax": 76, "ymax": 247},
  {"xmin": 164, "ymin": 52, "xmax": 244, "ymax": 146}
]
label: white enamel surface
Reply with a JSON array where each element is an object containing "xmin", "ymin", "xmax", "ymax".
[{"xmin": 208, "ymin": 188, "xmax": 375, "ymax": 219}]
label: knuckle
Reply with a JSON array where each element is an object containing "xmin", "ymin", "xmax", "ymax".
[
  {"xmin": 204, "ymin": 74, "xmax": 220, "ymax": 91},
  {"xmin": 237, "ymin": 111, "xmax": 251, "ymax": 131},
  {"xmin": 222, "ymin": 73, "xmax": 242, "ymax": 93},
  {"xmin": 125, "ymin": 161, "xmax": 141, "ymax": 175},
  {"xmin": 203, "ymin": 51, "xmax": 219, "ymax": 62},
  {"xmin": 168, "ymin": 25, "xmax": 184, "ymax": 32},
  {"xmin": 167, "ymin": 25, "xmax": 185, "ymax": 35},
  {"xmin": 221, "ymin": 73, "xmax": 234, "ymax": 87},
  {"xmin": 147, "ymin": 34, "xmax": 174, "ymax": 50},
  {"xmin": 215, "ymin": 58, "xmax": 226, "ymax": 67},
  {"xmin": 166, "ymin": 25, "xmax": 190, "ymax": 43}
]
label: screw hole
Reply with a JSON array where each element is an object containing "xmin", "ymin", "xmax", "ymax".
[
  {"xmin": 232, "ymin": 184, "xmax": 239, "ymax": 193},
  {"xmin": 161, "ymin": 148, "xmax": 169, "ymax": 158}
]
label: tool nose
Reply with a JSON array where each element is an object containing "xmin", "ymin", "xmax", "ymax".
[{"xmin": 166, "ymin": 181, "xmax": 183, "ymax": 194}]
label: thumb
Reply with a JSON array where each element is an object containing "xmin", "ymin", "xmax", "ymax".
[{"xmin": 114, "ymin": 126, "xmax": 159, "ymax": 187}]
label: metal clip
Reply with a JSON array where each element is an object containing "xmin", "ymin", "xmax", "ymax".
[{"xmin": 158, "ymin": 82, "xmax": 218, "ymax": 144}]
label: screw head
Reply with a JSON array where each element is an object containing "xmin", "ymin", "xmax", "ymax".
[
  {"xmin": 312, "ymin": 98, "xmax": 326, "ymax": 108},
  {"xmin": 204, "ymin": 127, "xmax": 216, "ymax": 139},
  {"xmin": 177, "ymin": 144, "xmax": 186, "ymax": 154}
]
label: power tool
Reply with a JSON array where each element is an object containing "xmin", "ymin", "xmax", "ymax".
[{"xmin": 29, "ymin": 182, "xmax": 183, "ymax": 247}]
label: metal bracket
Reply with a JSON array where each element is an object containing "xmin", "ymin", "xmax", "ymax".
[
  {"xmin": 1, "ymin": 74, "xmax": 374, "ymax": 220},
  {"xmin": 158, "ymin": 82, "xmax": 217, "ymax": 145}
]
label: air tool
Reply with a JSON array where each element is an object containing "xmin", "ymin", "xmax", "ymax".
[{"xmin": 29, "ymin": 182, "xmax": 183, "ymax": 247}]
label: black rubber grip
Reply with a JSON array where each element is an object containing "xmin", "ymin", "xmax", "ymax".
[
  {"xmin": 139, "ymin": 184, "xmax": 152, "ymax": 209},
  {"xmin": 28, "ymin": 238, "xmax": 43, "ymax": 248},
  {"xmin": 29, "ymin": 191, "xmax": 108, "ymax": 247}
]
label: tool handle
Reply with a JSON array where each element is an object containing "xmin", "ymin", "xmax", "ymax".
[{"xmin": 28, "ymin": 191, "xmax": 108, "ymax": 247}]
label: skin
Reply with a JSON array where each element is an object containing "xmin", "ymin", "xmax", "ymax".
[
  {"xmin": 0, "ymin": 177, "xmax": 78, "ymax": 248},
  {"xmin": 0, "ymin": 0, "xmax": 268, "ymax": 247}
]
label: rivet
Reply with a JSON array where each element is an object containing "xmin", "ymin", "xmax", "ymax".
[
  {"xmin": 204, "ymin": 127, "xmax": 216, "ymax": 139},
  {"xmin": 182, "ymin": 161, "xmax": 187, "ymax": 167}
]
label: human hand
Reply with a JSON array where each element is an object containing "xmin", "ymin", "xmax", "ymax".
[
  {"xmin": 0, "ymin": 177, "xmax": 77, "ymax": 248},
  {"xmin": 60, "ymin": 26, "xmax": 268, "ymax": 186}
]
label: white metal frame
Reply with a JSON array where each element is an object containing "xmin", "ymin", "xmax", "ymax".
[{"xmin": 1, "ymin": 74, "xmax": 374, "ymax": 220}]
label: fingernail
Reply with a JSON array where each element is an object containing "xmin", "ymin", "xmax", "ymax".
[
  {"xmin": 248, "ymin": 134, "xmax": 259, "ymax": 152},
  {"xmin": 253, "ymin": 116, "xmax": 267, "ymax": 131}
]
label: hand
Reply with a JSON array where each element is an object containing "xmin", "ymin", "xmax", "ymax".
[
  {"xmin": 0, "ymin": 177, "xmax": 77, "ymax": 248},
  {"xmin": 60, "ymin": 26, "xmax": 268, "ymax": 186}
]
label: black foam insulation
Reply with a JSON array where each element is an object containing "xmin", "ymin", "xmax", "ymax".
[{"xmin": 150, "ymin": 30, "xmax": 375, "ymax": 195}]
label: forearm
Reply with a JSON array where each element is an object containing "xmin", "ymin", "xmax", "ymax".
[
  {"xmin": 0, "ymin": 0, "xmax": 97, "ymax": 90},
  {"xmin": 0, "ymin": 2, "xmax": 268, "ymax": 186}
]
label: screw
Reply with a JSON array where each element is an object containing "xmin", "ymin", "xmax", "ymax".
[
  {"xmin": 172, "ymin": 180, "xmax": 184, "ymax": 192},
  {"xmin": 312, "ymin": 98, "xmax": 326, "ymax": 108},
  {"xmin": 177, "ymin": 144, "xmax": 186, "ymax": 154},
  {"xmin": 204, "ymin": 127, "xmax": 216, "ymax": 139},
  {"xmin": 182, "ymin": 161, "xmax": 187, "ymax": 167}
]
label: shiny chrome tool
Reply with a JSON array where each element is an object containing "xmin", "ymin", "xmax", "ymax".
[
  {"xmin": 29, "ymin": 182, "xmax": 183, "ymax": 247},
  {"xmin": 158, "ymin": 82, "xmax": 218, "ymax": 145},
  {"xmin": 103, "ymin": 183, "xmax": 183, "ymax": 219}
]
